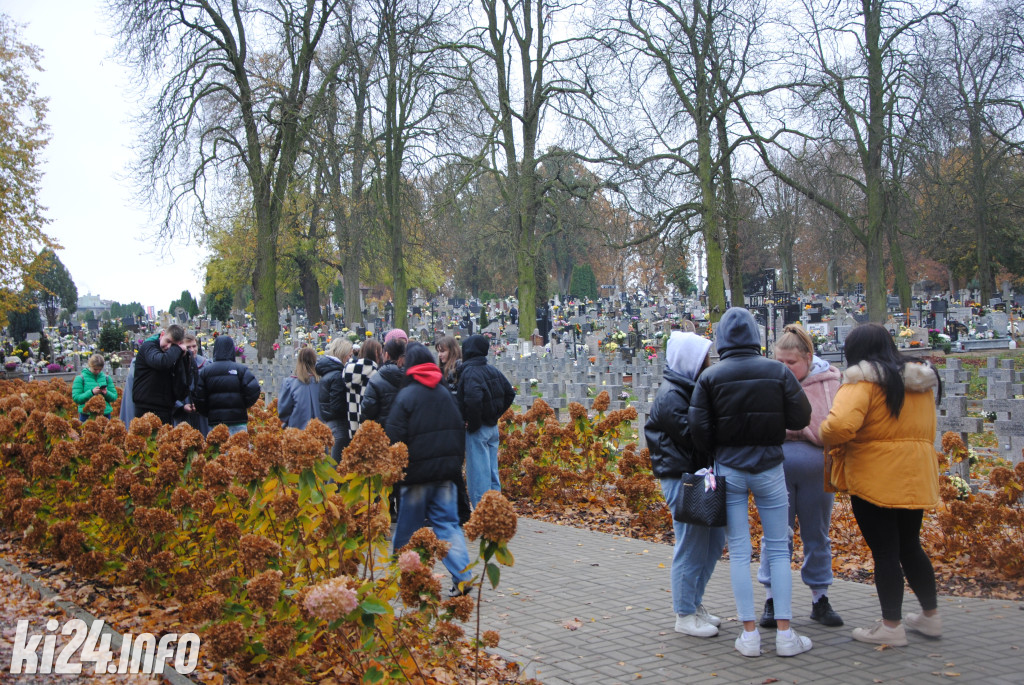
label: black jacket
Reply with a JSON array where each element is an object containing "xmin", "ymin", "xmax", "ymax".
[
  {"xmin": 132, "ymin": 336, "xmax": 189, "ymax": 418},
  {"xmin": 315, "ymin": 355, "xmax": 347, "ymax": 423},
  {"xmin": 645, "ymin": 368, "xmax": 710, "ymax": 478},
  {"xmin": 386, "ymin": 377, "xmax": 465, "ymax": 485},
  {"xmin": 194, "ymin": 336, "xmax": 261, "ymax": 427},
  {"xmin": 457, "ymin": 335, "xmax": 514, "ymax": 432},
  {"xmin": 360, "ymin": 361, "xmax": 405, "ymax": 427},
  {"xmin": 688, "ymin": 308, "xmax": 811, "ymax": 473}
]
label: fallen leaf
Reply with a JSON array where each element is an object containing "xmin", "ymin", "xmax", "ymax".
[
  {"xmin": 874, "ymin": 644, "xmax": 894, "ymax": 651},
  {"xmin": 762, "ymin": 679, "xmax": 779, "ymax": 684},
  {"xmin": 562, "ymin": 618, "xmax": 582, "ymax": 631}
]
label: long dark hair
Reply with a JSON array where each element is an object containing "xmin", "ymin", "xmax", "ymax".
[{"xmin": 843, "ymin": 323, "xmax": 940, "ymax": 417}]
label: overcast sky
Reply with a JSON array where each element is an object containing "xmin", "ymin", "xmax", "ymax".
[{"xmin": 2, "ymin": 0, "xmax": 208, "ymax": 313}]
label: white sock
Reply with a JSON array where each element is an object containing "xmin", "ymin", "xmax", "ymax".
[
  {"xmin": 765, "ymin": 588, "xmax": 773, "ymax": 600},
  {"xmin": 812, "ymin": 589, "xmax": 827, "ymax": 603},
  {"xmin": 777, "ymin": 628, "xmax": 793, "ymax": 638},
  {"xmin": 742, "ymin": 629, "xmax": 759, "ymax": 640}
]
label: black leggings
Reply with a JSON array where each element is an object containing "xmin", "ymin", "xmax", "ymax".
[{"xmin": 851, "ymin": 496, "xmax": 938, "ymax": 621}]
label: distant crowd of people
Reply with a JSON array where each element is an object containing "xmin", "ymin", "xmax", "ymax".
[{"xmin": 80, "ymin": 323, "xmax": 513, "ymax": 597}]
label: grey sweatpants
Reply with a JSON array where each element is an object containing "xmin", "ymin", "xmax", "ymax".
[{"xmin": 757, "ymin": 440, "xmax": 835, "ymax": 593}]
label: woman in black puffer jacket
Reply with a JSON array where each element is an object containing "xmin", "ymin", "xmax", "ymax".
[
  {"xmin": 645, "ymin": 331, "xmax": 723, "ymax": 639},
  {"xmin": 194, "ymin": 335, "xmax": 261, "ymax": 435},
  {"xmin": 315, "ymin": 338, "xmax": 353, "ymax": 462},
  {"xmin": 385, "ymin": 342, "xmax": 472, "ymax": 596}
]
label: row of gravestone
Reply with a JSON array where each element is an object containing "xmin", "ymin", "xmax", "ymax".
[{"xmin": 935, "ymin": 358, "xmax": 1024, "ymax": 466}]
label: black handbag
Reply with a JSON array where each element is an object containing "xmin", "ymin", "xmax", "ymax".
[{"xmin": 672, "ymin": 469, "xmax": 727, "ymax": 527}]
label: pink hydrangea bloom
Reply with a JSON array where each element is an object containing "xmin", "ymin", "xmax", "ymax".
[
  {"xmin": 304, "ymin": 577, "xmax": 358, "ymax": 622},
  {"xmin": 398, "ymin": 550, "xmax": 422, "ymax": 573}
]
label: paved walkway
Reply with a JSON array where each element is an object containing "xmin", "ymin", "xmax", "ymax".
[{"xmin": 481, "ymin": 519, "xmax": 1023, "ymax": 684}]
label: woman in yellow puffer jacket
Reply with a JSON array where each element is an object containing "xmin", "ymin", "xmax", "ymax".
[{"xmin": 820, "ymin": 323, "xmax": 941, "ymax": 647}]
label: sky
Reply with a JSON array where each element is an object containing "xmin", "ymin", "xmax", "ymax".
[{"xmin": 2, "ymin": 0, "xmax": 208, "ymax": 313}]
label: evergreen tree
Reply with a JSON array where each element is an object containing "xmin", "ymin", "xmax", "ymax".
[
  {"xmin": 30, "ymin": 248, "xmax": 77, "ymax": 326},
  {"xmin": 570, "ymin": 264, "xmax": 598, "ymax": 300}
]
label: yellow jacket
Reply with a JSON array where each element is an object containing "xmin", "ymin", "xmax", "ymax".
[{"xmin": 819, "ymin": 360, "xmax": 939, "ymax": 509}]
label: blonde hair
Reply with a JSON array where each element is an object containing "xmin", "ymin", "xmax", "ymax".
[
  {"xmin": 776, "ymin": 324, "xmax": 815, "ymax": 357},
  {"xmin": 294, "ymin": 347, "xmax": 319, "ymax": 384},
  {"xmin": 326, "ymin": 337, "xmax": 353, "ymax": 360},
  {"xmin": 88, "ymin": 353, "xmax": 105, "ymax": 370}
]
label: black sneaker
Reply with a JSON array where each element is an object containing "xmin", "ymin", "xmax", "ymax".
[
  {"xmin": 759, "ymin": 598, "xmax": 776, "ymax": 628},
  {"xmin": 810, "ymin": 596, "xmax": 844, "ymax": 626},
  {"xmin": 449, "ymin": 582, "xmax": 472, "ymax": 598}
]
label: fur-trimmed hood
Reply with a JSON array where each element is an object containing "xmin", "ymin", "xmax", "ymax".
[{"xmin": 842, "ymin": 360, "xmax": 938, "ymax": 393}]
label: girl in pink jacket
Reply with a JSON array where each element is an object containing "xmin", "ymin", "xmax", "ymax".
[{"xmin": 757, "ymin": 325, "xmax": 844, "ymax": 629}]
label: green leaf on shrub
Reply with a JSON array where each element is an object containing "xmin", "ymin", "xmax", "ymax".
[
  {"xmin": 486, "ymin": 562, "xmax": 500, "ymax": 588},
  {"xmin": 364, "ymin": 666, "xmax": 385, "ymax": 683},
  {"xmin": 359, "ymin": 597, "xmax": 390, "ymax": 615},
  {"xmin": 494, "ymin": 545, "xmax": 514, "ymax": 566}
]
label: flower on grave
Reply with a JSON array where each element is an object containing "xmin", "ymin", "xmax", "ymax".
[
  {"xmin": 604, "ymin": 342, "xmax": 619, "ymax": 352},
  {"xmin": 272, "ymin": 343, "xmax": 280, "ymax": 351},
  {"xmin": 948, "ymin": 474, "xmax": 971, "ymax": 501},
  {"xmin": 529, "ymin": 378, "xmax": 538, "ymax": 387},
  {"xmin": 899, "ymin": 326, "xmax": 914, "ymax": 338}
]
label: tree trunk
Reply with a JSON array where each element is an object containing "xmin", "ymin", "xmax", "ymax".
[
  {"xmin": 252, "ymin": 208, "xmax": 280, "ymax": 361},
  {"xmin": 969, "ymin": 115, "xmax": 993, "ymax": 303},
  {"xmin": 297, "ymin": 256, "xmax": 322, "ymax": 324},
  {"xmin": 698, "ymin": 127, "xmax": 726, "ymax": 322},
  {"xmin": 717, "ymin": 109, "xmax": 743, "ymax": 304},
  {"xmin": 888, "ymin": 226, "xmax": 911, "ymax": 311}
]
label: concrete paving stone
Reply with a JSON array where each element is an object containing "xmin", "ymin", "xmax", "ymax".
[{"xmin": 479, "ymin": 518, "xmax": 1024, "ymax": 684}]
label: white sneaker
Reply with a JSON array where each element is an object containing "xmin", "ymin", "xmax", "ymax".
[
  {"xmin": 776, "ymin": 629, "xmax": 813, "ymax": 656},
  {"xmin": 734, "ymin": 630, "xmax": 761, "ymax": 657},
  {"xmin": 675, "ymin": 613, "xmax": 718, "ymax": 637},
  {"xmin": 851, "ymin": 620, "xmax": 907, "ymax": 646},
  {"xmin": 696, "ymin": 604, "xmax": 721, "ymax": 627},
  {"xmin": 904, "ymin": 612, "xmax": 942, "ymax": 638}
]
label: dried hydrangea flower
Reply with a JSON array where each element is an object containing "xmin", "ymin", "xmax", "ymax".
[
  {"xmin": 463, "ymin": 490, "xmax": 518, "ymax": 544},
  {"xmin": 303, "ymin": 576, "xmax": 358, "ymax": 622}
]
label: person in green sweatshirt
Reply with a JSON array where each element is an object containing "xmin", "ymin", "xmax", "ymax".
[{"xmin": 72, "ymin": 353, "xmax": 118, "ymax": 420}]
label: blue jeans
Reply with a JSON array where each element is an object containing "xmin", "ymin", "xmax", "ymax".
[
  {"xmin": 757, "ymin": 441, "xmax": 835, "ymax": 593},
  {"xmin": 465, "ymin": 425, "xmax": 500, "ymax": 506},
  {"xmin": 660, "ymin": 479, "xmax": 726, "ymax": 615},
  {"xmin": 718, "ymin": 462, "xmax": 793, "ymax": 622},
  {"xmin": 392, "ymin": 482, "xmax": 472, "ymax": 584},
  {"xmin": 227, "ymin": 423, "xmax": 248, "ymax": 435}
]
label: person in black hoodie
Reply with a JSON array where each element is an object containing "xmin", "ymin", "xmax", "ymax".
[
  {"xmin": 385, "ymin": 342, "xmax": 472, "ymax": 595},
  {"xmin": 133, "ymin": 324, "xmax": 190, "ymax": 424},
  {"xmin": 457, "ymin": 334, "xmax": 514, "ymax": 506},
  {"xmin": 194, "ymin": 335, "xmax": 261, "ymax": 435},
  {"xmin": 360, "ymin": 336, "xmax": 407, "ymax": 428},
  {"xmin": 645, "ymin": 331, "xmax": 723, "ymax": 638},
  {"xmin": 688, "ymin": 307, "xmax": 813, "ymax": 658}
]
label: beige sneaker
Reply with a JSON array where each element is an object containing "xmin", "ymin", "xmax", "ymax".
[
  {"xmin": 904, "ymin": 612, "xmax": 942, "ymax": 638},
  {"xmin": 851, "ymin": 620, "xmax": 908, "ymax": 646}
]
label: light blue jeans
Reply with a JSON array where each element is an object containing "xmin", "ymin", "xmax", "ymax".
[
  {"xmin": 227, "ymin": 423, "xmax": 248, "ymax": 435},
  {"xmin": 660, "ymin": 478, "xmax": 726, "ymax": 616},
  {"xmin": 392, "ymin": 481, "xmax": 472, "ymax": 584},
  {"xmin": 466, "ymin": 424, "xmax": 501, "ymax": 506},
  {"xmin": 718, "ymin": 462, "xmax": 793, "ymax": 622}
]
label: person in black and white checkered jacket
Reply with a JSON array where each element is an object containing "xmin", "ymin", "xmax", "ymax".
[{"xmin": 344, "ymin": 339, "xmax": 383, "ymax": 439}]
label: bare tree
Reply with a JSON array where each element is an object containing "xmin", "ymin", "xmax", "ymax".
[
  {"xmin": 111, "ymin": 0, "xmax": 348, "ymax": 359},
  {"xmin": 918, "ymin": 0, "xmax": 1024, "ymax": 302},
  {"xmin": 742, "ymin": 0, "xmax": 952, "ymax": 322}
]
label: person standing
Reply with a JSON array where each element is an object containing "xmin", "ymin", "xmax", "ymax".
[
  {"xmin": 645, "ymin": 332, "xmax": 723, "ymax": 637},
  {"xmin": 820, "ymin": 324, "xmax": 942, "ymax": 646},
  {"xmin": 435, "ymin": 335, "xmax": 461, "ymax": 393},
  {"xmin": 385, "ymin": 342, "xmax": 472, "ymax": 596},
  {"xmin": 758, "ymin": 325, "xmax": 844, "ymax": 628},
  {"xmin": 72, "ymin": 353, "xmax": 117, "ymax": 421},
  {"xmin": 194, "ymin": 335, "xmax": 261, "ymax": 435},
  {"xmin": 343, "ymin": 338, "xmax": 381, "ymax": 441},
  {"xmin": 457, "ymin": 334, "xmax": 515, "ymax": 506},
  {"xmin": 173, "ymin": 333, "xmax": 209, "ymax": 435},
  {"xmin": 689, "ymin": 307, "xmax": 813, "ymax": 658},
  {"xmin": 316, "ymin": 338, "xmax": 354, "ymax": 461},
  {"xmin": 278, "ymin": 347, "xmax": 323, "ymax": 429},
  {"xmin": 360, "ymin": 333, "xmax": 407, "ymax": 428},
  {"xmin": 132, "ymin": 325, "xmax": 189, "ymax": 424}
]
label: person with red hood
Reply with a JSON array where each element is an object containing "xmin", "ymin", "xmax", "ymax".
[{"xmin": 385, "ymin": 342, "xmax": 472, "ymax": 595}]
